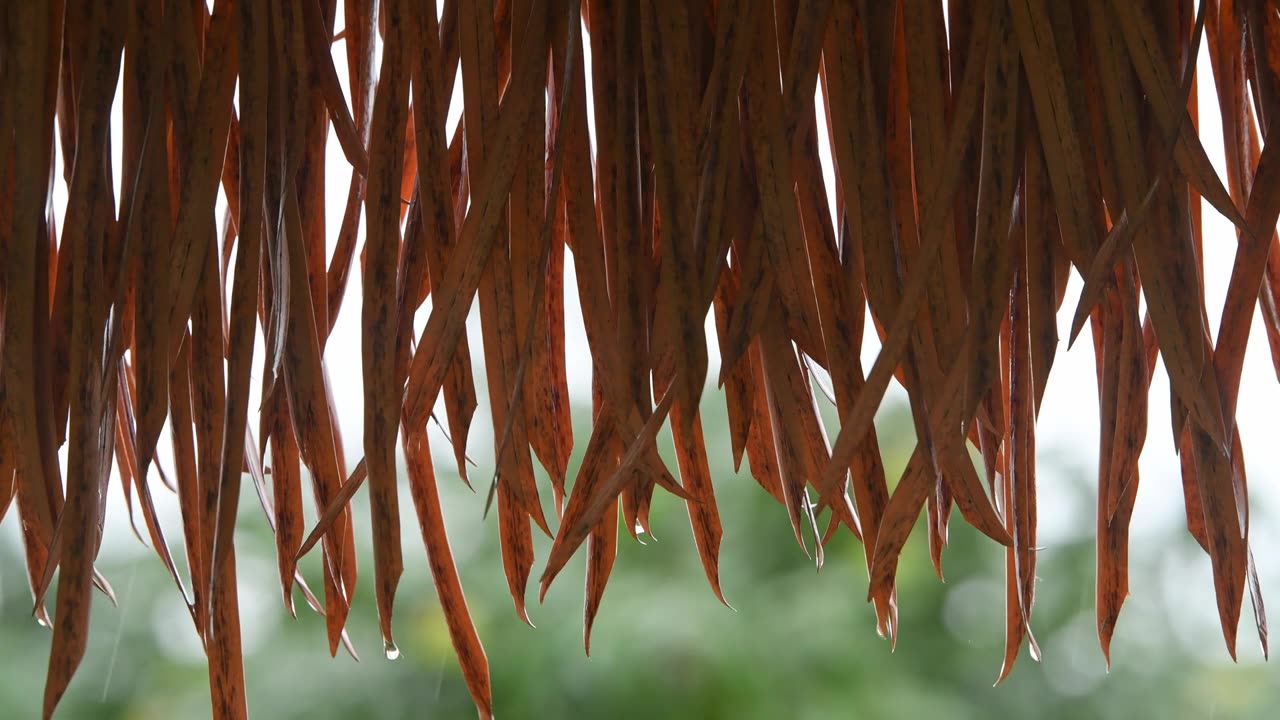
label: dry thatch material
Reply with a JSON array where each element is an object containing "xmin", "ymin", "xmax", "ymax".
[{"xmin": 2, "ymin": 0, "xmax": 1278, "ymax": 716}]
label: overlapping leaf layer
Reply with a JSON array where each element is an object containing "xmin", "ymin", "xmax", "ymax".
[{"xmin": 1, "ymin": 1, "xmax": 1276, "ymax": 717}]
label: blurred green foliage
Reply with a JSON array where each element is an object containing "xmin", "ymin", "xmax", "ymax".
[{"xmin": 2, "ymin": 391, "xmax": 1276, "ymax": 718}]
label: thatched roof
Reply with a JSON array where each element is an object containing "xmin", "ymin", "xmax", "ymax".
[{"xmin": 1, "ymin": 0, "xmax": 1275, "ymax": 717}]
